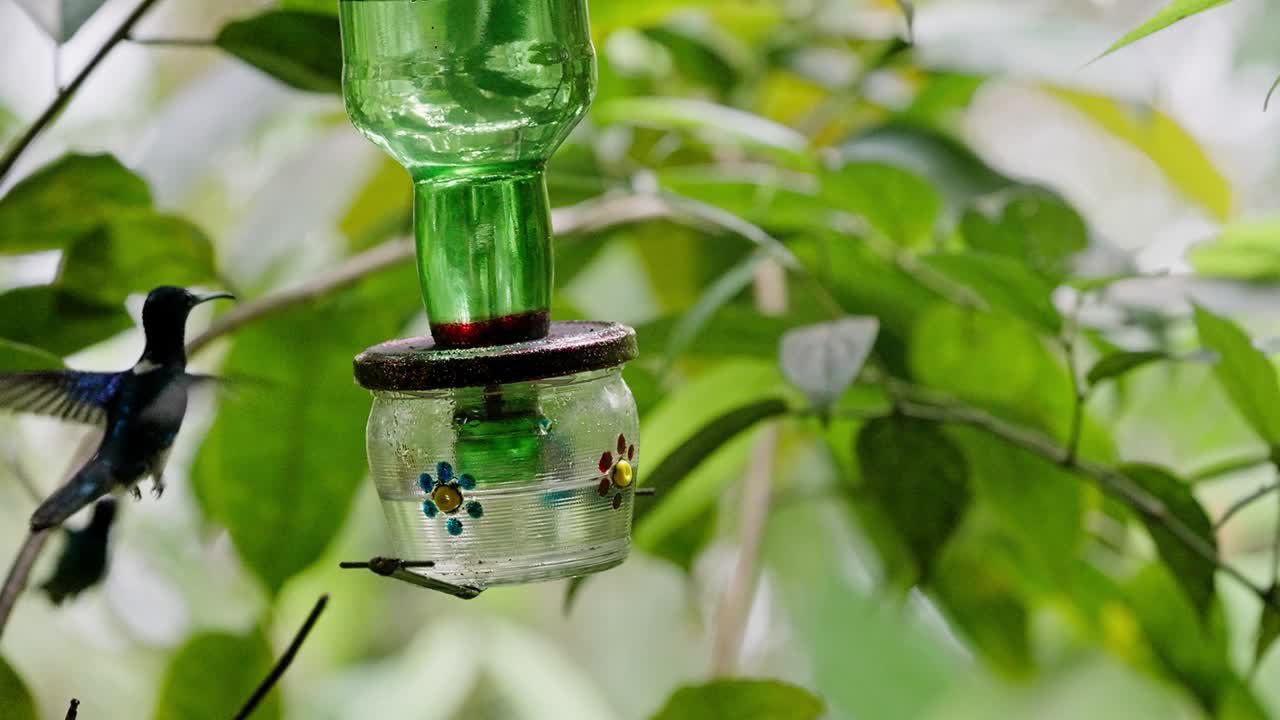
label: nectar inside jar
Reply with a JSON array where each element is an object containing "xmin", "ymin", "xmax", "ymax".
[{"xmin": 356, "ymin": 322, "xmax": 639, "ymax": 588}]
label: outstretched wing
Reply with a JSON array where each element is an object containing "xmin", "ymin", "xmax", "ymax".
[{"xmin": 0, "ymin": 371, "xmax": 121, "ymax": 425}]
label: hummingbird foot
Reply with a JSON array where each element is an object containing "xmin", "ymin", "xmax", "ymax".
[
  {"xmin": 151, "ymin": 478, "xmax": 165, "ymax": 500},
  {"xmin": 130, "ymin": 485, "xmax": 142, "ymax": 501}
]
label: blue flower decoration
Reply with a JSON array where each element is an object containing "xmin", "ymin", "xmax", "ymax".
[{"xmin": 418, "ymin": 461, "xmax": 481, "ymax": 536}]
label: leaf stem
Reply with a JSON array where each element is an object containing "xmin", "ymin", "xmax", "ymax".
[
  {"xmin": 0, "ymin": 0, "xmax": 165, "ymax": 185},
  {"xmin": 0, "ymin": 430, "xmax": 101, "ymax": 641},
  {"xmin": 232, "ymin": 594, "xmax": 329, "ymax": 720}
]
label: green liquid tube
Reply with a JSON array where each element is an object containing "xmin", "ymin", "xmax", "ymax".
[{"xmin": 339, "ymin": 0, "xmax": 595, "ymax": 347}]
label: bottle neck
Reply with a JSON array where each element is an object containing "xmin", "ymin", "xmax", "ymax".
[{"xmin": 412, "ymin": 163, "xmax": 553, "ymax": 348}]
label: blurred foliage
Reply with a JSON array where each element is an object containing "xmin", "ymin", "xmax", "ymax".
[
  {"xmin": 153, "ymin": 630, "xmax": 280, "ymax": 720},
  {"xmin": 5, "ymin": 0, "xmax": 1280, "ymax": 718},
  {"xmin": 649, "ymin": 680, "xmax": 824, "ymax": 720},
  {"xmin": 0, "ymin": 656, "xmax": 37, "ymax": 720}
]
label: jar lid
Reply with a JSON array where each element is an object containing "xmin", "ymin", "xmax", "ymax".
[{"xmin": 354, "ymin": 321, "xmax": 638, "ymax": 391}]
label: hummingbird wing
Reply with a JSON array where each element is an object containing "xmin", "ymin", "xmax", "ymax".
[{"xmin": 0, "ymin": 371, "xmax": 121, "ymax": 426}]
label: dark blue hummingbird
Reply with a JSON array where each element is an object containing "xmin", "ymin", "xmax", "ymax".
[
  {"xmin": 40, "ymin": 498, "xmax": 117, "ymax": 604},
  {"xmin": 0, "ymin": 286, "xmax": 234, "ymax": 531}
]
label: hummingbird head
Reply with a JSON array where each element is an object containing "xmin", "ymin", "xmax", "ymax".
[{"xmin": 139, "ymin": 286, "xmax": 235, "ymax": 369}]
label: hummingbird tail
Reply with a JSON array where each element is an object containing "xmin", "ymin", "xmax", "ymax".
[{"xmin": 30, "ymin": 463, "xmax": 115, "ymax": 531}]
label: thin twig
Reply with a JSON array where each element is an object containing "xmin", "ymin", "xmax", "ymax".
[
  {"xmin": 232, "ymin": 594, "xmax": 329, "ymax": 720},
  {"xmin": 1215, "ymin": 483, "xmax": 1280, "ymax": 530},
  {"xmin": 0, "ymin": 430, "xmax": 101, "ymax": 641},
  {"xmin": 0, "ymin": 0, "xmax": 164, "ymax": 184},
  {"xmin": 1271, "ymin": 469, "xmax": 1280, "ymax": 589},
  {"xmin": 709, "ymin": 257, "xmax": 787, "ymax": 675},
  {"xmin": 1062, "ymin": 296, "xmax": 1085, "ymax": 465},
  {"xmin": 65, "ymin": 698, "xmax": 79, "ymax": 719},
  {"xmin": 127, "ymin": 37, "xmax": 214, "ymax": 47},
  {"xmin": 0, "ymin": 530, "xmax": 52, "ymax": 639}
]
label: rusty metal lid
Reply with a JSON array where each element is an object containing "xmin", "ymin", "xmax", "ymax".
[{"xmin": 354, "ymin": 321, "xmax": 638, "ymax": 391}]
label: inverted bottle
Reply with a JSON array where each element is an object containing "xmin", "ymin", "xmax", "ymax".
[{"xmin": 339, "ymin": 0, "xmax": 595, "ymax": 346}]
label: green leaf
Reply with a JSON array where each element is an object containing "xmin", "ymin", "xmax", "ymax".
[
  {"xmin": 908, "ymin": 303, "xmax": 1074, "ymax": 433},
  {"xmin": 1087, "ymin": 350, "xmax": 1171, "ymax": 386},
  {"xmin": 650, "ymin": 680, "xmax": 824, "ymax": 720},
  {"xmin": 659, "ymin": 253, "xmax": 768, "ymax": 375},
  {"xmin": 658, "ymin": 166, "xmax": 831, "ymax": 234},
  {"xmin": 920, "ymin": 251, "xmax": 1062, "ymax": 333},
  {"xmin": 1187, "ymin": 216, "xmax": 1280, "ymax": 282},
  {"xmin": 789, "ymin": 236, "xmax": 940, "ymax": 374},
  {"xmin": 951, "ymin": 428, "xmax": 1083, "ymax": 588},
  {"xmin": 635, "ymin": 397, "xmax": 789, "ymax": 541},
  {"xmin": 593, "ymin": 97, "xmax": 809, "ymax": 156},
  {"xmin": 58, "ymin": 214, "xmax": 217, "ymax": 301},
  {"xmin": 636, "ymin": 305, "xmax": 796, "ymax": 362},
  {"xmin": 1124, "ymin": 563, "xmax": 1262, "ymax": 717},
  {"xmin": 0, "ymin": 656, "xmax": 38, "ymax": 720},
  {"xmin": 779, "ymin": 317, "xmax": 879, "ymax": 411},
  {"xmin": 194, "ymin": 280, "xmax": 415, "ymax": 593},
  {"xmin": 855, "ymin": 416, "xmax": 970, "ymax": 579},
  {"xmin": 1121, "ymin": 464, "xmax": 1217, "ymax": 618},
  {"xmin": 0, "ymin": 286, "xmax": 132, "ymax": 356},
  {"xmin": 959, "ymin": 190, "xmax": 1088, "ymax": 279},
  {"xmin": 931, "ymin": 537, "xmax": 1032, "ymax": 677},
  {"xmin": 153, "ymin": 630, "xmax": 279, "ymax": 720},
  {"xmin": 278, "ymin": 0, "xmax": 337, "ymax": 14},
  {"xmin": 821, "ymin": 162, "xmax": 942, "ymax": 248},
  {"xmin": 590, "ymin": 0, "xmax": 780, "ymax": 39},
  {"xmin": 1052, "ymin": 88, "xmax": 1231, "ymax": 220},
  {"xmin": 339, "ymin": 158, "xmax": 410, "ymax": 251},
  {"xmin": 0, "ymin": 154, "xmax": 150, "ymax": 254},
  {"xmin": 1100, "ymin": 0, "xmax": 1234, "ymax": 58},
  {"xmin": 632, "ymin": 360, "xmax": 789, "ymax": 562},
  {"xmin": 1192, "ymin": 304, "xmax": 1280, "ymax": 446},
  {"xmin": 216, "ymin": 11, "xmax": 341, "ymax": 93},
  {"xmin": 1255, "ymin": 586, "xmax": 1280, "ymax": 667},
  {"xmin": 840, "ymin": 123, "xmax": 1010, "ymax": 212},
  {"xmin": 0, "ymin": 339, "xmax": 64, "ymax": 371}
]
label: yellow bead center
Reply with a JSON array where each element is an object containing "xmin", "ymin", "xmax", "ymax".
[
  {"xmin": 432, "ymin": 484, "xmax": 464, "ymax": 514},
  {"xmin": 611, "ymin": 460, "xmax": 633, "ymax": 488}
]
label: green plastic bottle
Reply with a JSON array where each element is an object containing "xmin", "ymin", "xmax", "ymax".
[{"xmin": 339, "ymin": 0, "xmax": 595, "ymax": 347}]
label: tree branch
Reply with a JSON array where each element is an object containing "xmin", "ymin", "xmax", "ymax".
[
  {"xmin": 186, "ymin": 193, "xmax": 669, "ymax": 355},
  {"xmin": 0, "ymin": 0, "xmax": 164, "ymax": 184},
  {"xmin": 65, "ymin": 698, "xmax": 79, "ymax": 719},
  {"xmin": 879, "ymin": 394, "xmax": 1272, "ymax": 602},
  {"xmin": 232, "ymin": 594, "xmax": 328, "ymax": 720}
]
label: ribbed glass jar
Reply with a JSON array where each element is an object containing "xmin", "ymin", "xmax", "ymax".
[{"xmin": 366, "ymin": 368, "xmax": 638, "ymax": 587}]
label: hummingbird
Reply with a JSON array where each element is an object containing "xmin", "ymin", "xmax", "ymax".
[
  {"xmin": 0, "ymin": 286, "xmax": 234, "ymax": 531},
  {"xmin": 40, "ymin": 498, "xmax": 117, "ymax": 605}
]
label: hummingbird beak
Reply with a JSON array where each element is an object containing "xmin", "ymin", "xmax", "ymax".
[{"xmin": 193, "ymin": 291, "xmax": 236, "ymax": 305}]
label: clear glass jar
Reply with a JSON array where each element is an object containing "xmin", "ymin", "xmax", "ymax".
[{"xmin": 366, "ymin": 367, "xmax": 638, "ymax": 588}]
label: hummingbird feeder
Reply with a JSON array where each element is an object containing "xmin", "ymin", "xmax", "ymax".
[{"xmin": 338, "ymin": 0, "xmax": 640, "ymax": 596}]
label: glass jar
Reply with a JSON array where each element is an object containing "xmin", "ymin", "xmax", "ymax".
[{"xmin": 356, "ymin": 322, "xmax": 639, "ymax": 588}]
